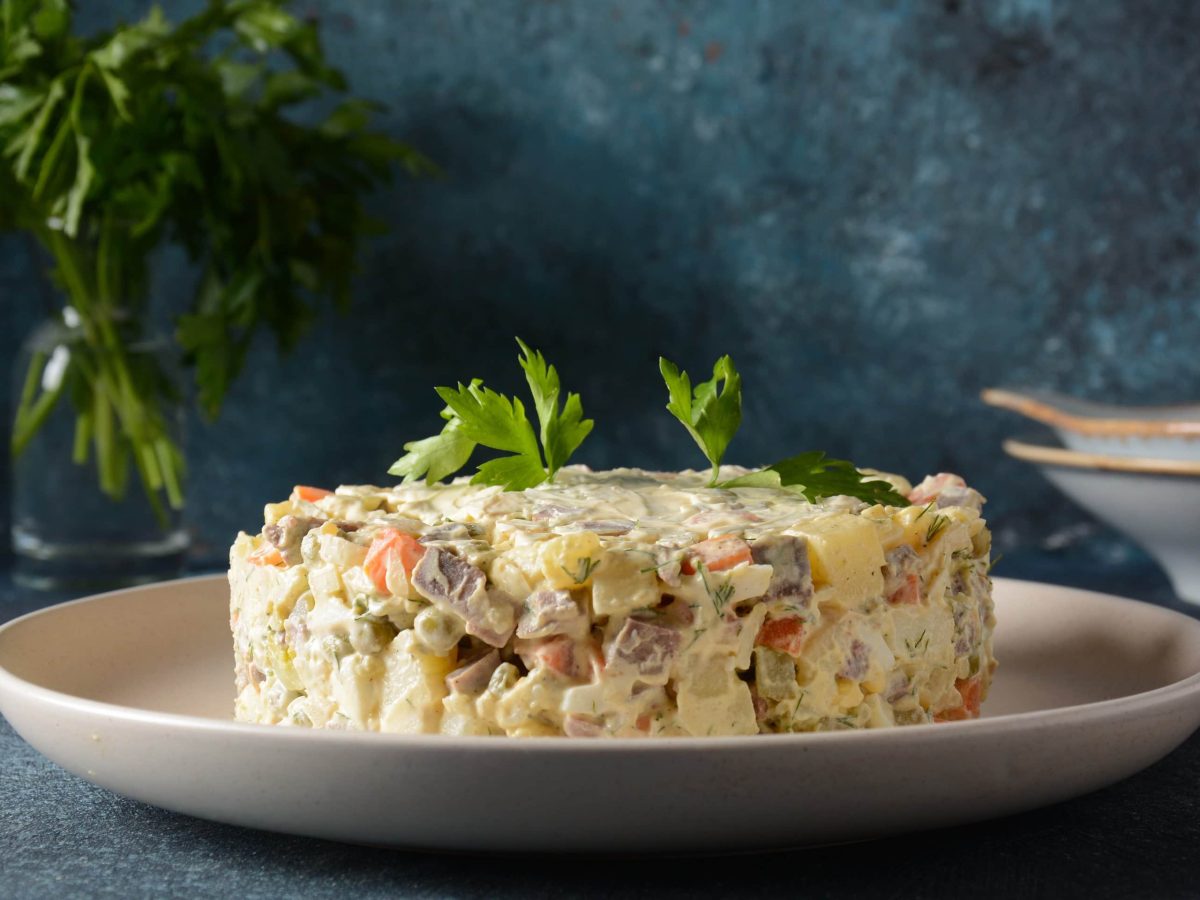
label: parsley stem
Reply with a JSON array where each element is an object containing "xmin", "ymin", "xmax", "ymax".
[{"xmin": 12, "ymin": 225, "xmax": 186, "ymax": 525}]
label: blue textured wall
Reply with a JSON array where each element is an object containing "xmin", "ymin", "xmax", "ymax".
[{"xmin": 3, "ymin": 0, "xmax": 1200, "ymax": 567}]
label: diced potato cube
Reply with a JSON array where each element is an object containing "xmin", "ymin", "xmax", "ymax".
[
  {"xmin": 264, "ymin": 501, "xmax": 294, "ymax": 526},
  {"xmin": 332, "ymin": 653, "xmax": 384, "ymax": 728},
  {"xmin": 791, "ymin": 515, "xmax": 885, "ymax": 608},
  {"xmin": 735, "ymin": 604, "xmax": 769, "ymax": 670},
  {"xmin": 380, "ymin": 631, "xmax": 455, "ymax": 734},
  {"xmin": 591, "ymin": 550, "xmax": 660, "ymax": 616},
  {"xmin": 489, "ymin": 556, "xmax": 532, "ymax": 600},
  {"xmin": 341, "ymin": 565, "xmax": 379, "ymax": 600},
  {"xmin": 307, "ymin": 563, "xmax": 345, "ymax": 608},
  {"xmin": 675, "ymin": 655, "xmax": 758, "ymax": 736},
  {"xmin": 317, "ymin": 532, "xmax": 368, "ymax": 569},
  {"xmin": 539, "ymin": 532, "xmax": 604, "ymax": 590}
]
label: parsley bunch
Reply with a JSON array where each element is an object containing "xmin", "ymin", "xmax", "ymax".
[
  {"xmin": 389, "ymin": 339, "xmax": 594, "ymax": 490},
  {"xmin": 659, "ymin": 355, "xmax": 741, "ymax": 487},
  {"xmin": 2, "ymin": 0, "xmax": 430, "ymax": 517}
]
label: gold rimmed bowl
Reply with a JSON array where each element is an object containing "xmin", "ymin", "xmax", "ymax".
[
  {"xmin": 1004, "ymin": 434, "xmax": 1200, "ymax": 604},
  {"xmin": 984, "ymin": 388, "xmax": 1200, "ymax": 462}
]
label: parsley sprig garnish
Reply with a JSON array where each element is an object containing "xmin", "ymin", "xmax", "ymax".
[
  {"xmin": 392, "ymin": 345, "xmax": 914, "ymax": 505},
  {"xmin": 720, "ymin": 451, "xmax": 911, "ymax": 507},
  {"xmin": 659, "ymin": 354, "xmax": 742, "ymax": 487},
  {"xmin": 658, "ymin": 353, "xmax": 910, "ymax": 506},
  {"xmin": 389, "ymin": 339, "xmax": 593, "ymax": 490}
]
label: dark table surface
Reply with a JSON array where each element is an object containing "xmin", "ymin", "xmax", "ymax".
[{"xmin": 2, "ymin": 551, "xmax": 1198, "ymax": 900}]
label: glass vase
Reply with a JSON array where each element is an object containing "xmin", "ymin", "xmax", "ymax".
[{"xmin": 10, "ymin": 312, "xmax": 189, "ymax": 590}]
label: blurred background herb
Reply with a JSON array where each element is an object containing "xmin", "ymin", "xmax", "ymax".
[{"xmin": 0, "ymin": 0, "xmax": 432, "ymax": 517}]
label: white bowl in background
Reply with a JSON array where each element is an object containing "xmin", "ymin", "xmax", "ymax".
[
  {"xmin": 1003, "ymin": 435, "xmax": 1200, "ymax": 603},
  {"xmin": 984, "ymin": 388, "xmax": 1200, "ymax": 462}
]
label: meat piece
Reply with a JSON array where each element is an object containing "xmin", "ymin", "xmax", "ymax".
[
  {"xmin": 516, "ymin": 589, "xmax": 586, "ymax": 639},
  {"xmin": 531, "ymin": 503, "xmax": 581, "ymax": 521},
  {"xmin": 445, "ymin": 650, "xmax": 501, "ymax": 695},
  {"xmin": 563, "ymin": 715, "xmax": 606, "ymax": 737},
  {"xmin": 412, "ymin": 546, "xmax": 485, "ymax": 607},
  {"xmin": 641, "ymin": 546, "xmax": 684, "ymax": 587},
  {"xmin": 839, "ymin": 638, "xmax": 869, "ymax": 681},
  {"xmin": 936, "ymin": 485, "xmax": 985, "ymax": 513},
  {"xmin": 263, "ymin": 515, "xmax": 325, "ymax": 565},
  {"xmin": 883, "ymin": 544, "xmax": 921, "ymax": 605},
  {"xmin": 750, "ymin": 536, "xmax": 814, "ymax": 608},
  {"xmin": 420, "ymin": 522, "xmax": 483, "ymax": 542},
  {"xmin": 749, "ymin": 687, "xmax": 770, "ymax": 721},
  {"xmin": 886, "ymin": 672, "xmax": 911, "ymax": 703},
  {"xmin": 658, "ymin": 595, "xmax": 695, "ymax": 628},
  {"xmin": 570, "ymin": 520, "xmax": 634, "ymax": 535},
  {"xmin": 412, "ymin": 547, "xmax": 514, "ymax": 647},
  {"xmin": 605, "ymin": 619, "xmax": 681, "ymax": 681}
]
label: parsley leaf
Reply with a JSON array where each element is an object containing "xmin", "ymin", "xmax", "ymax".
[
  {"xmin": 435, "ymin": 380, "xmax": 546, "ymax": 489},
  {"xmin": 659, "ymin": 354, "xmax": 742, "ymax": 485},
  {"xmin": 517, "ymin": 338, "xmax": 594, "ymax": 477},
  {"xmin": 720, "ymin": 451, "xmax": 911, "ymax": 507},
  {"xmin": 389, "ymin": 339, "xmax": 591, "ymax": 490},
  {"xmin": 387, "ymin": 394, "xmax": 477, "ymax": 485}
]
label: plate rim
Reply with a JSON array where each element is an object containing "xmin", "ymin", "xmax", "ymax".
[{"xmin": 3, "ymin": 574, "xmax": 1200, "ymax": 753}]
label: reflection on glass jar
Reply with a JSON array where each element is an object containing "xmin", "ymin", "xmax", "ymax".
[{"xmin": 11, "ymin": 310, "xmax": 189, "ymax": 590}]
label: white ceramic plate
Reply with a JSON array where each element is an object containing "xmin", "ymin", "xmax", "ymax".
[{"xmin": 2, "ymin": 575, "xmax": 1199, "ymax": 853}]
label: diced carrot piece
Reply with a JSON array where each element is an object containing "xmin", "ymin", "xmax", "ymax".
[
  {"xmin": 755, "ymin": 615, "xmax": 806, "ymax": 656},
  {"xmin": 294, "ymin": 485, "xmax": 333, "ymax": 503},
  {"xmin": 248, "ymin": 544, "xmax": 284, "ymax": 567},
  {"xmin": 888, "ymin": 573, "xmax": 921, "ymax": 605},
  {"xmin": 680, "ymin": 535, "xmax": 753, "ymax": 575},
  {"xmin": 935, "ymin": 676, "xmax": 983, "ymax": 722},
  {"xmin": 533, "ymin": 636, "xmax": 579, "ymax": 678},
  {"xmin": 635, "ymin": 713, "xmax": 652, "ymax": 732},
  {"xmin": 587, "ymin": 642, "xmax": 606, "ymax": 679},
  {"xmin": 364, "ymin": 528, "xmax": 426, "ymax": 593}
]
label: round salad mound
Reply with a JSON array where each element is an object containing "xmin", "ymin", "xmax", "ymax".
[{"xmin": 229, "ymin": 468, "xmax": 995, "ymax": 737}]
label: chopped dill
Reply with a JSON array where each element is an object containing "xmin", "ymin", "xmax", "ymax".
[
  {"xmin": 637, "ymin": 551, "xmax": 688, "ymax": 574},
  {"xmin": 925, "ymin": 514, "xmax": 950, "ymax": 543},
  {"xmin": 791, "ymin": 691, "xmax": 807, "ymax": 720},
  {"xmin": 905, "ymin": 630, "xmax": 930, "ymax": 655},
  {"xmin": 562, "ymin": 556, "xmax": 601, "ymax": 585},
  {"xmin": 697, "ymin": 562, "xmax": 736, "ymax": 613}
]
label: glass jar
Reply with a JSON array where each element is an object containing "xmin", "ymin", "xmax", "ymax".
[{"xmin": 10, "ymin": 311, "xmax": 189, "ymax": 590}]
